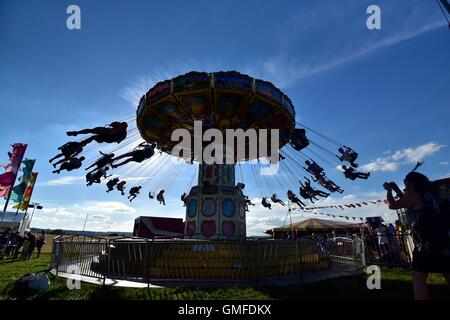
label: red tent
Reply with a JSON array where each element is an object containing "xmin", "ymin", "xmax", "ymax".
[{"xmin": 133, "ymin": 216, "xmax": 184, "ymax": 239}]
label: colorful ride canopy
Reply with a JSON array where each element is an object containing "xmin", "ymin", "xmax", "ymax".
[{"xmin": 136, "ymin": 71, "xmax": 296, "ymax": 162}]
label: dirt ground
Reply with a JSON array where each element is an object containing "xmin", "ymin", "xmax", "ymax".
[{"xmin": 32, "ymin": 233, "xmax": 54, "ymax": 253}]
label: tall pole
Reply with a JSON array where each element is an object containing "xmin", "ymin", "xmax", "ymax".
[
  {"xmin": 28, "ymin": 205, "xmax": 37, "ymax": 229},
  {"xmin": 2, "ymin": 185, "xmax": 15, "ymax": 212},
  {"xmin": 18, "ymin": 204, "xmax": 33, "ymax": 236},
  {"xmin": 82, "ymin": 213, "xmax": 88, "ymax": 232}
]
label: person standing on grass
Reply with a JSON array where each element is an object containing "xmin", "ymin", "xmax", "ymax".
[
  {"xmin": 36, "ymin": 231, "xmax": 46, "ymax": 258},
  {"xmin": 374, "ymin": 224, "xmax": 389, "ymax": 255},
  {"xmin": 384, "ymin": 172, "xmax": 450, "ymax": 300},
  {"xmin": 11, "ymin": 231, "xmax": 24, "ymax": 259},
  {"xmin": 20, "ymin": 234, "xmax": 30, "ymax": 260},
  {"xmin": 26, "ymin": 233, "xmax": 36, "ymax": 260}
]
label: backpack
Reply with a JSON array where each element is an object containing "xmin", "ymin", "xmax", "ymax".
[
  {"xmin": 412, "ymin": 193, "xmax": 450, "ymax": 253},
  {"xmin": 439, "ymin": 198, "xmax": 450, "ymax": 231}
]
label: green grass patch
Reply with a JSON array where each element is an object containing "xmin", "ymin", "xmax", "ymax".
[{"xmin": 0, "ymin": 254, "xmax": 448, "ymax": 300}]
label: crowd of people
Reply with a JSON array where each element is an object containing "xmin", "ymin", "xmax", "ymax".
[
  {"xmin": 361, "ymin": 219, "xmax": 413, "ymax": 268},
  {"xmin": 0, "ymin": 228, "xmax": 46, "ymax": 260}
]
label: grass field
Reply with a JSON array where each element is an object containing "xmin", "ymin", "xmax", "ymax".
[{"xmin": 0, "ymin": 253, "xmax": 449, "ymax": 300}]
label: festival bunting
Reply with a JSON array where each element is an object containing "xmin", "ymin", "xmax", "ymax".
[
  {"xmin": 13, "ymin": 172, "xmax": 38, "ymax": 211},
  {"xmin": 306, "ymin": 210, "xmax": 365, "ymax": 221},
  {"xmin": 290, "ymin": 197, "xmax": 390, "ymax": 222},
  {"xmin": 0, "ymin": 144, "xmax": 27, "ymax": 197},
  {"xmin": 10, "ymin": 159, "xmax": 36, "ymax": 203},
  {"xmin": 302, "ymin": 198, "xmax": 387, "ymax": 211}
]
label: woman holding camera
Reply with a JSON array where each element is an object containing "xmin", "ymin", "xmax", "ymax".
[{"xmin": 384, "ymin": 171, "xmax": 450, "ymax": 300}]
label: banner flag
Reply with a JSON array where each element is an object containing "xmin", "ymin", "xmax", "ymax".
[
  {"xmin": 10, "ymin": 159, "xmax": 36, "ymax": 203},
  {"xmin": 0, "ymin": 144, "xmax": 28, "ymax": 197},
  {"xmin": 13, "ymin": 172, "xmax": 38, "ymax": 211}
]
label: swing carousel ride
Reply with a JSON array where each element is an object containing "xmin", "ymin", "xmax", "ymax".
[{"xmin": 50, "ymin": 71, "xmax": 369, "ymax": 240}]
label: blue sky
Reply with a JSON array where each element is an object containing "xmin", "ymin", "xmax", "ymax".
[{"xmin": 1, "ymin": 0, "xmax": 449, "ymax": 235}]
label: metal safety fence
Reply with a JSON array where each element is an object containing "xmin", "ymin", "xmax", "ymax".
[
  {"xmin": 363, "ymin": 232, "xmax": 414, "ymax": 267},
  {"xmin": 50, "ymin": 235, "xmax": 367, "ymax": 287}
]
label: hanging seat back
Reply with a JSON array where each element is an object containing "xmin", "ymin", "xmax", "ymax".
[{"xmin": 290, "ymin": 128, "xmax": 310, "ymax": 151}]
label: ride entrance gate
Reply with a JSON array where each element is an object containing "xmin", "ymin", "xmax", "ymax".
[{"xmin": 51, "ymin": 235, "xmax": 366, "ymax": 287}]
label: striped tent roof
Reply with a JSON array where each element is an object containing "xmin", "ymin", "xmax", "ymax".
[{"xmin": 266, "ymin": 218, "xmax": 364, "ymax": 234}]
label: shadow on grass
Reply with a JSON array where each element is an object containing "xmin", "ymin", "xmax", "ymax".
[
  {"xmin": 258, "ymin": 273, "xmax": 450, "ymax": 300},
  {"xmin": 3, "ymin": 266, "xmax": 449, "ymax": 300}
]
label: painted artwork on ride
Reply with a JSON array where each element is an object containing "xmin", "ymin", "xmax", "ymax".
[
  {"xmin": 255, "ymin": 79, "xmax": 283, "ymax": 103},
  {"xmin": 214, "ymin": 71, "xmax": 253, "ymax": 91},
  {"xmin": 186, "ymin": 221, "xmax": 196, "ymax": 236},
  {"xmin": 201, "ymin": 220, "xmax": 216, "ymax": 237},
  {"xmin": 222, "ymin": 220, "xmax": 236, "ymax": 237},
  {"xmin": 187, "ymin": 199, "xmax": 197, "ymax": 218},
  {"xmin": 246, "ymin": 100, "xmax": 271, "ymax": 121},
  {"xmin": 173, "ymin": 72, "xmax": 210, "ymax": 92},
  {"xmin": 215, "ymin": 94, "xmax": 246, "ymax": 129},
  {"xmin": 202, "ymin": 198, "xmax": 216, "ymax": 217},
  {"xmin": 223, "ymin": 198, "xmax": 236, "ymax": 217},
  {"xmin": 146, "ymin": 80, "xmax": 171, "ymax": 104}
]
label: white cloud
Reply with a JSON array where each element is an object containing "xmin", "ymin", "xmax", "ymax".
[
  {"xmin": 32, "ymin": 213, "xmax": 135, "ymax": 233},
  {"xmin": 360, "ymin": 158, "xmax": 400, "ymax": 172},
  {"xmin": 342, "ymin": 194, "xmax": 356, "ymax": 201},
  {"xmin": 39, "ymin": 176, "xmax": 85, "ymax": 187},
  {"xmin": 391, "ymin": 143, "xmax": 445, "ymax": 163},
  {"xmin": 31, "ymin": 201, "xmax": 137, "ymax": 232},
  {"xmin": 42, "ymin": 207, "xmax": 84, "ymax": 218},
  {"xmin": 91, "ymin": 215, "xmax": 108, "ymax": 220},
  {"xmin": 441, "ymin": 161, "xmax": 449, "ymax": 165},
  {"xmin": 259, "ymin": 20, "xmax": 445, "ymax": 87},
  {"xmin": 83, "ymin": 201, "xmax": 136, "ymax": 214},
  {"xmin": 247, "ymin": 1, "xmax": 446, "ymax": 88},
  {"xmin": 125, "ymin": 176, "xmax": 151, "ymax": 181},
  {"xmin": 361, "ymin": 143, "xmax": 445, "ymax": 172},
  {"xmin": 246, "ymin": 203, "xmax": 288, "ymax": 236},
  {"xmin": 121, "ymin": 75, "xmax": 159, "ymax": 107},
  {"xmin": 363, "ymin": 191, "xmax": 386, "ymax": 199}
]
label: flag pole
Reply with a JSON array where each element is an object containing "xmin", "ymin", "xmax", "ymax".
[
  {"xmin": 82, "ymin": 213, "xmax": 89, "ymax": 232},
  {"xmin": 2, "ymin": 177, "xmax": 17, "ymax": 213},
  {"xmin": 19, "ymin": 204, "xmax": 32, "ymax": 236}
]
